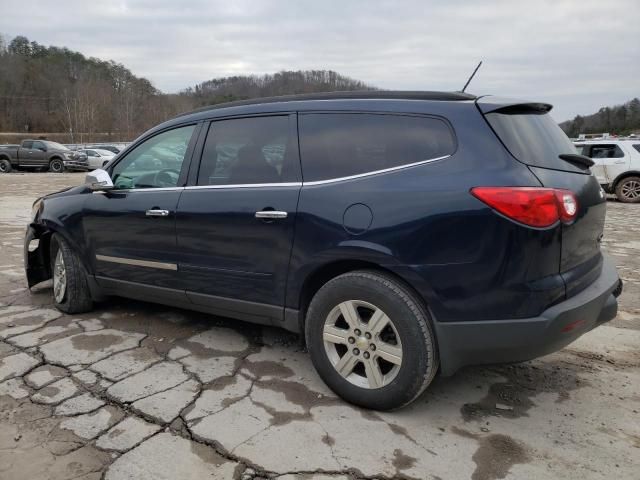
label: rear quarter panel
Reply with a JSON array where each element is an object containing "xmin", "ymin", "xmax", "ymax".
[{"xmin": 288, "ymin": 101, "xmax": 564, "ymax": 322}]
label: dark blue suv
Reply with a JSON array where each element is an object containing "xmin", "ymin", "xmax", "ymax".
[{"xmin": 25, "ymin": 91, "xmax": 622, "ymax": 410}]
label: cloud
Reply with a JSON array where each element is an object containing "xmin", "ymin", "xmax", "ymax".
[{"xmin": 1, "ymin": 0, "xmax": 638, "ymax": 120}]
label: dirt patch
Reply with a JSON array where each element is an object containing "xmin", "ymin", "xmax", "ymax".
[
  {"xmin": 461, "ymin": 362, "xmax": 588, "ymax": 421},
  {"xmin": 189, "ymin": 439, "xmax": 229, "ymax": 467},
  {"xmin": 36, "ymin": 385, "xmax": 60, "ymax": 398},
  {"xmin": 243, "ymin": 360, "xmax": 294, "ymax": 378},
  {"xmin": 392, "ymin": 448, "xmax": 417, "ymax": 471},
  {"xmin": 472, "ymin": 434, "xmax": 530, "ymax": 480},
  {"xmin": 452, "ymin": 427, "xmax": 530, "ymax": 480},
  {"xmin": 71, "ymin": 333, "xmax": 126, "ymax": 351}
]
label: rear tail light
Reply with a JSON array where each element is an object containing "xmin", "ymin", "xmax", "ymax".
[{"xmin": 471, "ymin": 187, "xmax": 578, "ymax": 228}]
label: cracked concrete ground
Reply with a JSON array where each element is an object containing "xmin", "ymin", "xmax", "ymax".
[{"xmin": 0, "ymin": 172, "xmax": 639, "ymax": 480}]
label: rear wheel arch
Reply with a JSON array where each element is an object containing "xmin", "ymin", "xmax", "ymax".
[
  {"xmin": 296, "ymin": 259, "xmax": 434, "ymax": 337},
  {"xmin": 613, "ymin": 170, "xmax": 640, "ymax": 188},
  {"xmin": 613, "ymin": 171, "xmax": 640, "ymax": 202}
]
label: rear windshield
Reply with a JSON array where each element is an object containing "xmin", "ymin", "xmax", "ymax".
[{"xmin": 485, "ymin": 110, "xmax": 582, "ymax": 172}]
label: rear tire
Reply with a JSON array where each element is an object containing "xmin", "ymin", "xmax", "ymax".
[
  {"xmin": 50, "ymin": 234, "xmax": 93, "ymax": 314},
  {"xmin": 305, "ymin": 270, "xmax": 438, "ymax": 410},
  {"xmin": 615, "ymin": 176, "xmax": 640, "ymax": 203},
  {"xmin": 0, "ymin": 159, "xmax": 11, "ymax": 173},
  {"xmin": 49, "ymin": 158, "xmax": 65, "ymax": 173}
]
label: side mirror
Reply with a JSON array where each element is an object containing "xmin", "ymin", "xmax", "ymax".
[{"xmin": 85, "ymin": 169, "xmax": 114, "ymax": 191}]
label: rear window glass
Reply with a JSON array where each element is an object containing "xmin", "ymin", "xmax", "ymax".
[
  {"xmin": 299, "ymin": 113, "xmax": 455, "ymax": 182},
  {"xmin": 486, "ymin": 111, "xmax": 580, "ymax": 171}
]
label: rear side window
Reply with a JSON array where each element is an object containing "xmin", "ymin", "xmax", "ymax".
[
  {"xmin": 584, "ymin": 144, "xmax": 625, "ymax": 159},
  {"xmin": 22, "ymin": 141, "xmax": 33, "ymax": 149},
  {"xmin": 197, "ymin": 116, "xmax": 297, "ymax": 186},
  {"xmin": 299, "ymin": 113, "xmax": 455, "ymax": 182},
  {"xmin": 485, "ymin": 110, "xmax": 579, "ymax": 171},
  {"xmin": 632, "ymin": 144, "xmax": 640, "ymax": 154}
]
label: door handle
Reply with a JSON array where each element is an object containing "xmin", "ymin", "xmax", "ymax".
[
  {"xmin": 255, "ymin": 210, "xmax": 288, "ymax": 219},
  {"xmin": 146, "ymin": 209, "xmax": 170, "ymax": 217}
]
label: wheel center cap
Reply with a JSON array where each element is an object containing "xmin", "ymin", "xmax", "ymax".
[{"xmin": 356, "ymin": 337, "xmax": 368, "ymax": 349}]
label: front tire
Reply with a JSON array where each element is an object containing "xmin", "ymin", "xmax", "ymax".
[
  {"xmin": 615, "ymin": 176, "xmax": 640, "ymax": 203},
  {"xmin": 49, "ymin": 158, "xmax": 65, "ymax": 173},
  {"xmin": 0, "ymin": 159, "xmax": 11, "ymax": 173},
  {"xmin": 305, "ymin": 270, "xmax": 438, "ymax": 410},
  {"xmin": 50, "ymin": 234, "xmax": 93, "ymax": 314}
]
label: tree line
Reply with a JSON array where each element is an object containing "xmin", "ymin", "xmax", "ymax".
[
  {"xmin": 0, "ymin": 35, "xmax": 373, "ymax": 143},
  {"xmin": 559, "ymin": 98, "xmax": 640, "ymax": 138}
]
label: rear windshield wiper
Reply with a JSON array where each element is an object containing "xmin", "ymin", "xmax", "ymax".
[{"xmin": 558, "ymin": 153, "xmax": 594, "ymax": 170}]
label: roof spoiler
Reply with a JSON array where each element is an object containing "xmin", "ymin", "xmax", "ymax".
[{"xmin": 475, "ymin": 95, "xmax": 553, "ymax": 114}]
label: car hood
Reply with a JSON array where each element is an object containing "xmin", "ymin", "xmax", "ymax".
[{"xmin": 34, "ymin": 185, "xmax": 88, "ymax": 205}]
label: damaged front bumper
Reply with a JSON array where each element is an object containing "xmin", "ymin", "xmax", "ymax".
[
  {"xmin": 63, "ymin": 160, "xmax": 90, "ymax": 171},
  {"xmin": 24, "ymin": 225, "xmax": 50, "ymax": 288}
]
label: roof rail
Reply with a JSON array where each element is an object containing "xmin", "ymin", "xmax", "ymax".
[{"xmin": 176, "ymin": 90, "xmax": 476, "ymax": 118}]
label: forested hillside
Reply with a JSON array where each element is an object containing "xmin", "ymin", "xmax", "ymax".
[
  {"xmin": 0, "ymin": 35, "xmax": 373, "ymax": 142},
  {"xmin": 184, "ymin": 70, "xmax": 373, "ymax": 108},
  {"xmin": 560, "ymin": 98, "xmax": 640, "ymax": 137}
]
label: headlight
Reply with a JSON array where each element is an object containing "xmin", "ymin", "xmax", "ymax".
[
  {"xmin": 64, "ymin": 152, "xmax": 72, "ymax": 159},
  {"xmin": 31, "ymin": 199, "xmax": 43, "ymax": 221}
]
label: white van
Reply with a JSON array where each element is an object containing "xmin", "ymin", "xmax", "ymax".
[{"xmin": 574, "ymin": 139, "xmax": 640, "ymax": 203}]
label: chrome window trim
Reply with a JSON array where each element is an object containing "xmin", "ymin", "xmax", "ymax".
[
  {"xmin": 112, "ymin": 187, "xmax": 185, "ymax": 193},
  {"xmin": 185, "ymin": 182, "xmax": 301, "ymax": 190},
  {"xmin": 96, "ymin": 254, "xmax": 177, "ymax": 271},
  {"xmin": 302, "ymin": 154, "xmax": 451, "ymax": 186},
  {"xmin": 111, "ymin": 154, "xmax": 450, "ymax": 191}
]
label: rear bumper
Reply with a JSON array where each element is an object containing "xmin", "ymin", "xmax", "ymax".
[{"xmin": 435, "ymin": 253, "xmax": 621, "ymax": 376}]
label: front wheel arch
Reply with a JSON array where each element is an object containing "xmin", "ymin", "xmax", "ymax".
[{"xmin": 49, "ymin": 157, "xmax": 65, "ymax": 172}]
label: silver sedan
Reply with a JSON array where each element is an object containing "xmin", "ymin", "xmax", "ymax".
[{"xmin": 78, "ymin": 149, "xmax": 116, "ymax": 169}]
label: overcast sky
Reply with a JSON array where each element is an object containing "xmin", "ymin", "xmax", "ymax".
[{"xmin": 1, "ymin": 0, "xmax": 638, "ymax": 121}]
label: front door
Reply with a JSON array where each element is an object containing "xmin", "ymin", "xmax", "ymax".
[
  {"xmin": 176, "ymin": 115, "xmax": 301, "ymax": 322},
  {"xmin": 82, "ymin": 123, "xmax": 200, "ymax": 297}
]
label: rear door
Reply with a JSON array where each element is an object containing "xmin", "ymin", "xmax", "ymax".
[
  {"xmin": 176, "ymin": 114, "xmax": 301, "ymax": 323},
  {"xmin": 479, "ymin": 99, "xmax": 607, "ymax": 297},
  {"xmin": 581, "ymin": 143, "xmax": 630, "ymax": 185}
]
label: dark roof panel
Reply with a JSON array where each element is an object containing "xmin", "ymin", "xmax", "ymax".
[{"xmin": 178, "ymin": 90, "xmax": 476, "ymax": 117}]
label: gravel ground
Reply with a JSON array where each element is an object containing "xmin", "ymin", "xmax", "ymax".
[{"xmin": 0, "ymin": 172, "xmax": 638, "ymax": 480}]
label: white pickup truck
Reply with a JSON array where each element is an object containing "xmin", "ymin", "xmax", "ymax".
[{"xmin": 574, "ymin": 139, "xmax": 640, "ymax": 203}]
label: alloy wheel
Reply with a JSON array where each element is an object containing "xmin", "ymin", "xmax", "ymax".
[
  {"xmin": 323, "ymin": 300, "xmax": 402, "ymax": 389},
  {"xmin": 53, "ymin": 249, "xmax": 67, "ymax": 303},
  {"xmin": 621, "ymin": 179, "xmax": 640, "ymax": 201}
]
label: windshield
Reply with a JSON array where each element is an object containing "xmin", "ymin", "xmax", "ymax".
[
  {"xmin": 43, "ymin": 141, "xmax": 69, "ymax": 151},
  {"xmin": 486, "ymin": 110, "xmax": 583, "ymax": 173}
]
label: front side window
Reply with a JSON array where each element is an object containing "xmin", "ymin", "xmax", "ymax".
[
  {"xmin": 111, "ymin": 125, "xmax": 196, "ymax": 189},
  {"xmin": 633, "ymin": 144, "xmax": 640, "ymax": 154},
  {"xmin": 197, "ymin": 116, "xmax": 295, "ymax": 186},
  {"xmin": 32, "ymin": 141, "xmax": 45, "ymax": 151},
  {"xmin": 298, "ymin": 113, "xmax": 456, "ymax": 182}
]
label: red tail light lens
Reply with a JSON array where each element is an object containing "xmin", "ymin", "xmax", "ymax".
[{"xmin": 471, "ymin": 187, "xmax": 578, "ymax": 228}]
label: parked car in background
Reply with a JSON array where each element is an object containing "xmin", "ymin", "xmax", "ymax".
[
  {"xmin": 574, "ymin": 139, "xmax": 640, "ymax": 202},
  {"xmin": 90, "ymin": 145, "xmax": 122, "ymax": 155},
  {"xmin": 0, "ymin": 140, "xmax": 88, "ymax": 173},
  {"xmin": 78, "ymin": 148, "xmax": 116, "ymax": 169},
  {"xmin": 25, "ymin": 91, "xmax": 622, "ymax": 410}
]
